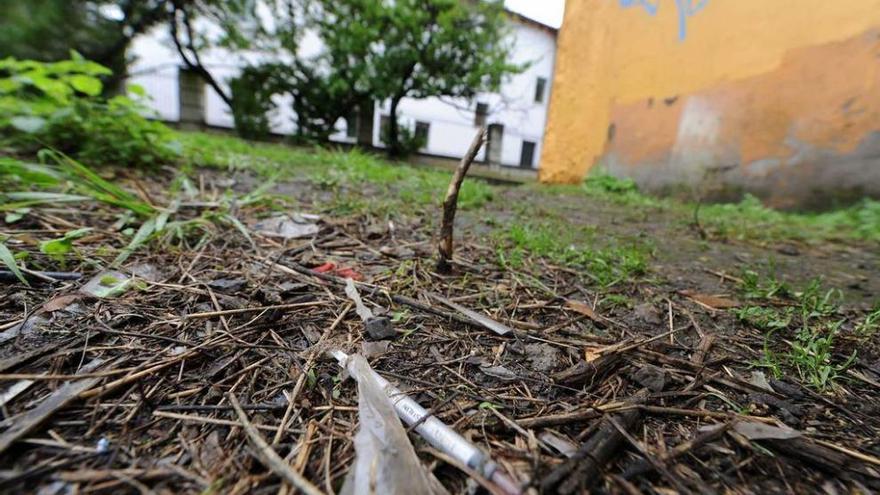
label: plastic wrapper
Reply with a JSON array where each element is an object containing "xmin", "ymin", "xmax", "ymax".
[{"xmin": 340, "ymin": 354, "xmax": 448, "ymax": 495}]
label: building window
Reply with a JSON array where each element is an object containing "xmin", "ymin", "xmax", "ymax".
[
  {"xmin": 534, "ymin": 77, "xmax": 547, "ymax": 103},
  {"xmin": 379, "ymin": 115, "xmax": 390, "ymax": 144},
  {"xmin": 415, "ymin": 121, "xmax": 430, "ymax": 147},
  {"xmin": 520, "ymin": 140, "xmax": 536, "ymax": 168},
  {"xmin": 345, "ymin": 112, "xmax": 357, "ymax": 138},
  {"xmin": 475, "ymin": 102, "xmax": 488, "ymax": 127},
  {"xmin": 178, "ymin": 68, "xmax": 205, "ymax": 125}
]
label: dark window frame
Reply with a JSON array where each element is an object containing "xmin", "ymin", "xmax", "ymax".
[
  {"xmin": 475, "ymin": 102, "xmax": 488, "ymax": 127},
  {"xmin": 415, "ymin": 120, "xmax": 430, "ymax": 148},
  {"xmin": 520, "ymin": 140, "xmax": 536, "ymax": 168},
  {"xmin": 534, "ymin": 77, "xmax": 547, "ymax": 103},
  {"xmin": 345, "ymin": 112, "xmax": 358, "ymax": 138},
  {"xmin": 379, "ymin": 114, "xmax": 390, "ymax": 144}
]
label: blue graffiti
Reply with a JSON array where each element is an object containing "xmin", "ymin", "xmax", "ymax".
[
  {"xmin": 675, "ymin": 0, "xmax": 709, "ymax": 40},
  {"xmin": 618, "ymin": 0, "xmax": 710, "ymax": 41},
  {"xmin": 619, "ymin": 0, "xmax": 659, "ymax": 16}
]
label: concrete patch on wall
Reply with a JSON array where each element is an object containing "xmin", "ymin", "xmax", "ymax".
[
  {"xmin": 669, "ymin": 96, "xmax": 722, "ymax": 177},
  {"xmin": 598, "ymin": 29, "xmax": 880, "ymax": 208}
]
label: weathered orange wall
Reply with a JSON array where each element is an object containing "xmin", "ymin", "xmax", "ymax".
[{"xmin": 540, "ymin": 0, "xmax": 880, "ymax": 207}]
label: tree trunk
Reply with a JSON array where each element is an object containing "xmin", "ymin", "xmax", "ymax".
[{"xmin": 387, "ymin": 96, "xmax": 402, "ymax": 158}]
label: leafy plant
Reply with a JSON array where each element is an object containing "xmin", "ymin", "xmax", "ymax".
[
  {"xmin": 0, "ymin": 55, "xmax": 179, "ymax": 167},
  {"xmin": 790, "ymin": 319, "xmax": 855, "ymax": 390},
  {"xmin": 739, "ymin": 277, "xmax": 856, "ymax": 391}
]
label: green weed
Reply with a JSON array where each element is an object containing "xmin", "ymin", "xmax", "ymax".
[
  {"xmin": 734, "ymin": 306, "xmax": 792, "ymax": 331},
  {"xmin": 738, "ymin": 277, "xmax": 856, "ymax": 390},
  {"xmin": 497, "ymin": 222, "xmax": 649, "ymax": 287},
  {"xmin": 739, "ymin": 268, "xmax": 790, "ymax": 300},
  {"xmin": 0, "ymin": 239, "xmax": 28, "ymax": 285},
  {"xmin": 856, "ymin": 308, "xmax": 880, "ymax": 337}
]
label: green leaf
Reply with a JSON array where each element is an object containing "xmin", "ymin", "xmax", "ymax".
[
  {"xmin": 0, "ymin": 242, "xmax": 29, "ymax": 286},
  {"xmin": 127, "ymin": 84, "xmax": 147, "ymax": 97},
  {"xmin": 0, "ymin": 158, "xmax": 62, "ymax": 185},
  {"xmin": 39, "ymin": 237, "xmax": 73, "ymax": 256},
  {"xmin": 5, "ymin": 208, "xmax": 30, "ymax": 223},
  {"xmin": 38, "ymin": 227, "xmax": 92, "ymax": 256},
  {"xmin": 28, "ymin": 74, "xmax": 70, "ymax": 103},
  {"xmin": 69, "ymin": 74, "xmax": 102, "ymax": 96},
  {"xmin": 9, "ymin": 116, "xmax": 46, "ymax": 133},
  {"xmin": 0, "ymin": 78, "xmax": 22, "ymax": 93}
]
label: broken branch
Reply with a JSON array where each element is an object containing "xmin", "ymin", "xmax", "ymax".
[{"xmin": 436, "ymin": 127, "xmax": 487, "ymax": 272}]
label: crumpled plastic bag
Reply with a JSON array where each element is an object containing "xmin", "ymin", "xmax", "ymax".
[{"xmin": 340, "ymin": 354, "xmax": 447, "ymax": 495}]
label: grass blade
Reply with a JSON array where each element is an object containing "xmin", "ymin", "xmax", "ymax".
[
  {"xmin": 0, "ymin": 242, "xmax": 29, "ymax": 286},
  {"xmin": 222, "ymin": 213, "xmax": 255, "ymax": 248},
  {"xmin": 44, "ymin": 150, "xmax": 156, "ymax": 216},
  {"xmin": 112, "ymin": 217, "xmax": 157, "ymax": 268},
  {"xmin": 0, "ymin": 158, "xmax": 63, "ymax": 186}
]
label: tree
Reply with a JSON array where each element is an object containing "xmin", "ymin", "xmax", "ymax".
[
  {"xmin": 229, "ymin": 0, "xmax": 522, "ymax": 154},
  {"xmin": 167, "ymin": 0, "xmax": 263, "ymax": 108},
  {"xmin": 330, "ymin": 0, "xmax": 522, "ymax": 157},
  {"xmin": 226, "ymin": 0, "xmax": 379, "ymax": 141}
]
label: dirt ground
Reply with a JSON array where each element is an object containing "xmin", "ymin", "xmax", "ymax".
[{"xmin": 1, "ymin": 165, "xmax": 879, "ymax": 494}]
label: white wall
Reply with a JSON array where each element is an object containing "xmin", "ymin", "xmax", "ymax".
[{"xmin": 127, "ymin": 15, "xmax": 556, "ymax": 169}]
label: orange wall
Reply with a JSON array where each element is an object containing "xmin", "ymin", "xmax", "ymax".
[{"xmin": 540, "ymin": 0, "xmax": 880, "ymax": 206}]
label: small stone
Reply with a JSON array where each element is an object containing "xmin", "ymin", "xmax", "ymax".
[
  {"xmin": 208, "ymin": 278, "xmax": 247, "ymax": 292},
  {"xmin": 253, "ymin": 213, "xmax": 319, "ymax": 239},
  {"xmin": 748, "ymin": 371, "xmax": 774, "ymax": 392},
  {"xmin": 364, "ymin": 317, "xmax": 395, "ymax": 340},
  {"xmin": 80, "ymin": 271, "xmax": 131, "ymax": 298},
  {"xmin": 776, "ymin": 244, "xmax": 800, "ymax": 256},
  {"xmin": 524, "ymin": 343, "xmax": 561, "ymax": 372},
  {"xmin": 633, "ymin": 364, "xmax": 667, "ymax": 392},
  {"xmin": 634, "ymin": 302, "xmax": 662, "ymax": 325}
]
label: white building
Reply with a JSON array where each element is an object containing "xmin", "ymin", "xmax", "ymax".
[{"xmin": 127, "ymin": 9, "xmax": 557, "ymax": 170}]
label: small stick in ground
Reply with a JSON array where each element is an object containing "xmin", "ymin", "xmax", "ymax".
[
  {"xmin": 436, "ymin": 127, "xmax": 487, "ymax": 273},
  {"xmin": 227, "ymin": 393, "xmax": 325, "ymax": 495}
]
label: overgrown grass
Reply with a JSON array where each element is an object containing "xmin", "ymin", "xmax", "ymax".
[
  {"xmin": 734, "ymin": 273, "xmax": 861, "ymax": 390},
  {"xmin": 495, "ymin": 221, "xmax": 650, "ymax": 287},
  {"xmin": 575, "ymin": 172, "xmax": 880, "ymax": 243},
  {"xmin": 699, "ymin": 195, "xmax": 880, "ymax": 243},
  {"xmin": 177, "ymin": 131, "xmax": 493, "ymax": 211}
]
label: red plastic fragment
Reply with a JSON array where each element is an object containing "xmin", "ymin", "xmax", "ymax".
[
  {"xmin": 313, "ymin": 262, "xmax": 336, "ymax": 273},
  {"xmin": 311, "ymin": 262, "xmax": 363, "ymax": 281}
]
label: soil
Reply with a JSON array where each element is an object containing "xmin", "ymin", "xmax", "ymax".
[{"xmin": 1, "ymin": 167, "xmax": 878, "ymax": 494}]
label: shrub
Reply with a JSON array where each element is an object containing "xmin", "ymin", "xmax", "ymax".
[{"xmin": 0, "ymin": 53, "xmax": 179, "ymax": 167}]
